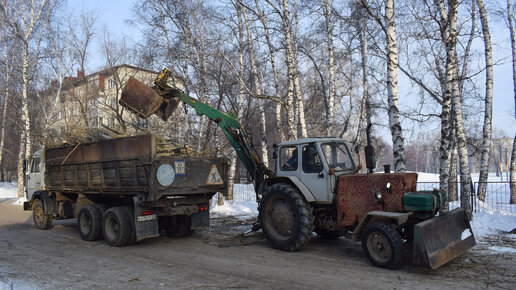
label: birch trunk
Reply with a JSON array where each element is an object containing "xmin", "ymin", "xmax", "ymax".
[
  {"xmin": 227, "ymin": 1, "xmax": 248, "ymax": 202},
  {"xmin": 242, "ymin": 5, "xmax": 269, "ymax": 168},
  {"xmin": 324, "ymin": 0, "xmax": 336, "ymax": 136},
  {"xmin": 255, "ymin": 0, "xmax": 285, "ymax": 142},
  {"xmin": 280, "ymin": 0, "xmax": 303, "ymax": 138},
  {"xmin": 510, "ymin": 136, "xmax": 516, "ymax": 204},
  {"xmin": 437, "ymin": 0, "xmax": 453, "ymax": 213},
  {"xmin": 449, "ymin": 143, "xmax": 458, "ymax": 201},
  {"xmin": 17, "ymin": 131, "xmax": 26, "ymax": 198},
  {"xmin": 358, "ymin": 14, "xmax": 372, "ymax": 151},
  {"xmin": 508, "ymin": 0, "xmax": 516, "ymax": 204},
  {"xmin": 476, "ymin": 0, "xmax": 493, "ymax": 202},
  {"xmin": 447, "ymin": 0, "xmax": 473, "ymax": 219},
  {"xmin": 0, "ymin": 48, "xmax": 11, "ymax": 182},
  {"xmin": 385, "ymin": 0, "xmax": 406, "ymax": 172},
  {"xmin": 292, "ymin": 0, "xmax": 307, "ymax": 138}
]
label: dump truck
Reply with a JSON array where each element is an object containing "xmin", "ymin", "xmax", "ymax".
[
  {"xmin": 23, "ymin": 134, "xmax": 228, "ymax": 246},
  {"xmin": 119, "ymin": 69, "xmax": 476, "ymax": 269}
]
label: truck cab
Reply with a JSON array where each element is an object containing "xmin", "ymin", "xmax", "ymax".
[
  {"xmin": 26, "ymin": 150, "xmax": 44, "ymax": 200},
  {"xmin": 274, "ymin": 138, "xmax": 356, "ymax": 203}
]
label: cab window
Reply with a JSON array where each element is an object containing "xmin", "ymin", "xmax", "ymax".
[
  {"xmin": 31, "ymin": 158, "xmax": 41, "ymax": 173},
  {"xmin": 321, "ymin": 142, "xmax": 354, "ymax": 171},
  {"xmin": 302, "ymin": 145, "xmax": 322, "ymax": 173},
  {"xmin": 279, "ymin": 146, "xmax": 298, "ymax": 171}
]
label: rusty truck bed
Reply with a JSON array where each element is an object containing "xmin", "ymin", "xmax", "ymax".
[{"xmin": 44, "ymin": 135, "xmax": 228, "ymax": 199}]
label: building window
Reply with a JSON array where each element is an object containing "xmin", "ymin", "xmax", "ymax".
[{"xmin": 108, "ymin": 78, "xmax": 116, "ymax": 89}]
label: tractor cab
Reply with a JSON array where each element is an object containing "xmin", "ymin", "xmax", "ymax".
[{"xmin": 274, "ymin": 138, "xmax": 356, "ymax": 203}]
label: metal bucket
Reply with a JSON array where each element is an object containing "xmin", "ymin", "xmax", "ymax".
[
  {"xmin": 413, "ymin": 208, "xmax": 476, "ymax": 269},
  {"xmin": 120, "ymin": 77, "xmax": 180, "ymax": 121}
]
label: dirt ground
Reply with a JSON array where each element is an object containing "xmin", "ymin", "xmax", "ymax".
[{"xmin": 1, "ymin": 198, "xmax": 515, "ymax": 290}]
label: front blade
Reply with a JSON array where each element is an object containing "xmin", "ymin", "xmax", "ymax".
[
  {"xmin": 413, "ymin": 208, "xmax": 476, "ymax": 269},
  {"xmin": 120, "ymin": 77, "xmax": 163, "ymax": 119}
]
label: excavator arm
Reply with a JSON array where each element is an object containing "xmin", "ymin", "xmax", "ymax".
[{"xmin": 120, "ymin": 69, "xmax": 271, "ymax": 192}]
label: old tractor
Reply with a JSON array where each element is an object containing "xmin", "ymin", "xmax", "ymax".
[{"xmin": 120, "ymin": 69, "xmax": 476, "ymax": 269}]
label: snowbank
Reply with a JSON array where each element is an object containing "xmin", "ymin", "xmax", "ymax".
[
  {"xmin": 0, "ymin": 182, "xmax": 26, "ymax": 205},
  {"xmin": 211, "ymin": 200, "xmax": 258, "ymax": 218}
]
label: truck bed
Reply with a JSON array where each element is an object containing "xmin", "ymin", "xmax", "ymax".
[{"xmin": 44, "ymin": 135, "xmax": 228, "ymax": 199}]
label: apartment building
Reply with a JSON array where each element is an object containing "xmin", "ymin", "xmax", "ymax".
[{"xmin": 51, "ymin": 64, "xmax": 182, "ymax": 136}]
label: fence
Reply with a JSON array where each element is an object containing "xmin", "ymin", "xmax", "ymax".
[
  {"xmin": 210, "ymin": 182, "xmax": 256, "ymax": 207},
  {"xmin": 417, "ymin": 181, "xmax": 515, "ymax": 214},
  {"xmin": 212, "ymin": 180, "xmax": 516, "ymax": 214}
]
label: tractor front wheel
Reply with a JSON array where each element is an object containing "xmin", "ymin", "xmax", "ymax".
[
  {"xmin": 259, "ymin": 183, "xmax": 314, "ymax": 251},
  {"xmin": 361, "ymin": 222, "xmax": 403, "ymax": 269}
]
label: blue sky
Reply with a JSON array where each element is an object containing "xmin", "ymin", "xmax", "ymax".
[{"xmin": 75, "ymin": 0, "xmax": 515, "ymax": 142}]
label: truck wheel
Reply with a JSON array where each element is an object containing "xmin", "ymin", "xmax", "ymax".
[
  {"xmin": 32, "ymin": 199, "xmax": 53, "ymax": 230},
  {"xmin": 102, "ymin": 207, "xmax": 132, "ymax": 247},
  {"xmin": 361, "ymin": 222, "xmax": 403, "ymax": 269},
  {"xmin": 259, "ymin": 184, "xmax": 314, "ymax": 251},
  {"xmin": 164, "ymin": 215, "xmax": 192, "ymax": 237},
  {"xmin": 78, "ymin": 205, "xmax": 104, "ymax": 241}
]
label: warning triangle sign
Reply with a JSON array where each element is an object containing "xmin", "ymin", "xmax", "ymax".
[{"xmin": 206, "ymin": 165, "xmax": 223, "ymax": 185}]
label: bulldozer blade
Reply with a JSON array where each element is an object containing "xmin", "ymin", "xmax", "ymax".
[{"xmin": 413, "ymin": 208, "xmax": 476, "ymax": 269}]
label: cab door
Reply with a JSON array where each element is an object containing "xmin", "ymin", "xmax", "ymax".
[
  {"xmin": 27, "ymin": 157, "xmax": 42, "ymax": 199},
  {"xmin": 299, "ymin": 144, "xmax": 332, "ymax": 203}
]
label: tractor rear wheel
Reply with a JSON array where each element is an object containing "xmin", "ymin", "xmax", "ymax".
[
  {"xmin": 259, "ymin": 183, "xmax": 314, "ymax": 251},
  {"xmin": 361, "ymin": 222, "xmax": 403, "ymax": 269}
]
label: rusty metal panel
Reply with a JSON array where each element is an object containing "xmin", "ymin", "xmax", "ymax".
[
  {"xmin": 150, "ymin": 156, "xmax": 229, "ymax": 200},
  {"xmin": 336, "ymin": 173, "xmax": 418, "ymax": 229},
  {"xmin": 413, "ymin": 208, "xmax": 476, "ymax": 269},
  {"xmin": 120, "ymin": 77, "xmax": 163, "ymax": 119},
  {"xmin": 45, "ymin": 135, "xmax": 155, "ymax": 165}
]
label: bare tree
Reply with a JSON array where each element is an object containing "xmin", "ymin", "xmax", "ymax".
[
  {"xmin": 3, "ymin": 0, "xmax": 55, "ymax": 197},
  {"xmin": 241, "ymin": 2, "xmax": 269, "ymax": 167},
  {"xmin": 476, "ymin": 0, "xmax": 493, "ymax": 201},
  {"xmin": 508, "ymin": 0, "xmax": 516, "ymax": 204},
  {"xmin": 360, "ymin": 0, "xmax": 406, "ymax": 172}
]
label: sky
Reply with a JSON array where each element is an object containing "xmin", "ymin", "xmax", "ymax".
[{"xmin": 75, "ymin": 0, "xmax": 515, "ymax": 143}]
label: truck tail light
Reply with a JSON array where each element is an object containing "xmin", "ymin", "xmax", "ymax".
[{"xmin": 140, "ymin": 210, "xmax": 153, "ymax": 216}]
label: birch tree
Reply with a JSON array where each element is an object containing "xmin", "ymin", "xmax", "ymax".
[
  {"xmin": 360, "ymin": 0, "xmax": 406, "ymax": 172},
  {"xmin": 241, "ymin": 2, "xmax": 269, "ymax": 167},
  {"xmin": 436, "ymin": 0, "xmax": 473, "ymax": 218},
  {"xmin": 3, "ymin": 0, "xmax": 55, "ymax": 197},
  {"xmin": 508, "ymin": 0, "xmax": 516, "ymax": 204},
  {"xmin": 323, "ymin": 0, "xmax": 336, "ymax": 136},
  {"xmin": 254, "ymin": 0, "xmax": 285, "ymax": 142},
  {"xmin": 476, "ymin": 0, "xmax": 493, "ymax": 202},
  {"xmin": 0, "ymin": 10, "xmax": 18, "ymax": 182}
]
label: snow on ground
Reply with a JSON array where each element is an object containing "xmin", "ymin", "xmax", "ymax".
[{"xmin": 0, "ymin": 182, "xmax": 26, "ymax": 205}]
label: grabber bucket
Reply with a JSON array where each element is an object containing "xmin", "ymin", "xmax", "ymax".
[
  {"xmin": 413, "ymin": 208, "xmax": 476, "ymax": 269},
  {"xmin": 120, "ymin": 77, "xmax": 180, "ymax": 121}
]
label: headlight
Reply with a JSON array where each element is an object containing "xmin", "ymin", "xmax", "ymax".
[{"xmin": 386, "ymin": 182, "xmax": 391, "ymax": 190}]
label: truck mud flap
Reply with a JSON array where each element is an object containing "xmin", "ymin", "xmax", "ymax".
[
  {"xmin": 191, "ymin": 204, "xmax": 210, "ymax": 229},
  {"xmin": 413, "ymin": 208, "xmax": 476, "ymax": 269},
  {"xmin": 133, "ymin": 197, "xmax": 159, "ymax": 241}
]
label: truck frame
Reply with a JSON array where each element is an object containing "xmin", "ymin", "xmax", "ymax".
[{"xmin": 24, "ymin": 134, "xmax": 228, "ymax": 246}]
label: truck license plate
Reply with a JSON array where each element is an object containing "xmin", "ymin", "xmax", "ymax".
[{"xmin": 137, "ymin": 214, "xmax": 157, "ymax": 222}]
